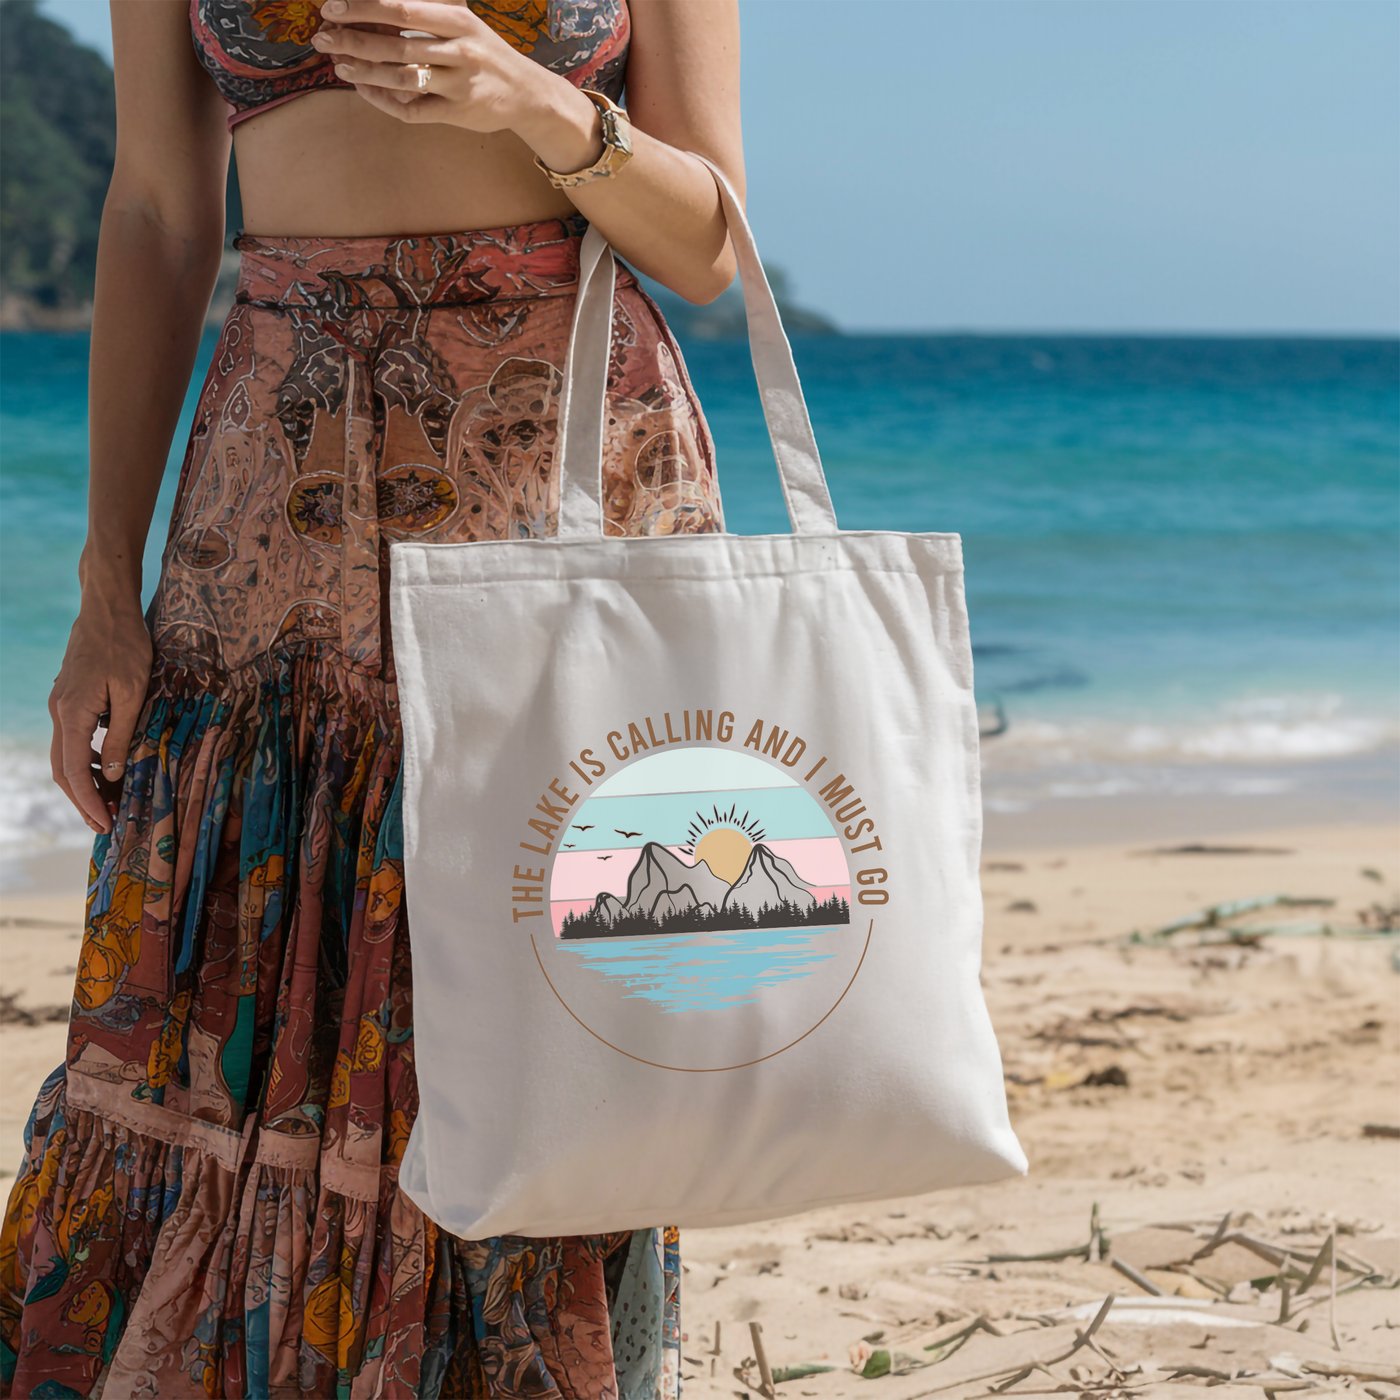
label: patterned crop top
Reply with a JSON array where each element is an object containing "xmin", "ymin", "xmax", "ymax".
[{"xmin": 191, "ymin": 0, "xmax": 630, "ymax": 129}]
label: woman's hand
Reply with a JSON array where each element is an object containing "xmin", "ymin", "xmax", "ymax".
[
  {"xmin": 309, "ymin": 0, "xmax": 743, "ymax": 305},
  {"xmin": 49, "ymin": 597, "xmax": 153, "ymax": 834},
  {"xmin": 311, "ymin": 0, "xmax": 604, "ymax": 174}
]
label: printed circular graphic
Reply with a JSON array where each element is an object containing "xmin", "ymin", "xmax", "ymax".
[{"xmin": 539, "ymin": 746, "xmax": 866, "ymax": 1071}]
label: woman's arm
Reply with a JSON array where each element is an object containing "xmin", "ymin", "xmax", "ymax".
[
  {"xmin": 50, "ymin": 0, "xmax": 230, "ymax": 832},
  {"xmin": 312, "ymin": 0, "xmax": 744, "ymax": 303}
]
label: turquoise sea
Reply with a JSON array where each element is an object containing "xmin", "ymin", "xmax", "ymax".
[{"xmin": 1, "ymin": 330, "xmax": 1396, "ymax": 869}]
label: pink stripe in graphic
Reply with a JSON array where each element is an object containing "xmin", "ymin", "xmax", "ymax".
[
  {"xmin": 548, "ymin": 847, "xmax": 675, "ymax": 900},
  {"xmin": 764, "ymin": 837, "xmax": 849, "ymax": 886},
  {"xmin": 548, "ymin": 837, "xmax": 848, "ymax": 902}
]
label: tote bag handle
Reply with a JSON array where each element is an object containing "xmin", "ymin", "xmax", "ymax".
[{"xmin": 555, "ymin": 156, "xmax": 840, "ymax": 540}]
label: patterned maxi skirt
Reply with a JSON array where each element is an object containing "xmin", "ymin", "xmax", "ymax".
[{"xmin": 0, "ymin": 217, "xmax": 724, "ymax": 1398}]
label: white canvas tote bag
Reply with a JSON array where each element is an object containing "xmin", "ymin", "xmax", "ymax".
[{"xmin": 389, "ymin": 164, "xmax": 1025, "ymax": 1239}]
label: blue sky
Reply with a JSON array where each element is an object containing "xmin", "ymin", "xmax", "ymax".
[{"xmin": 41, "ymin": 0, "xmax": 1400, "ymax": 333}]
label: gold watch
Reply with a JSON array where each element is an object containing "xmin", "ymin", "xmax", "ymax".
[{"xmin": 534, "ymin": 90, "xmax": 634, "ymax": 190}]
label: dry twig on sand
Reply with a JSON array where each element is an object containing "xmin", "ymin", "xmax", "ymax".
[
  {"xmin": 901, "ymin": 1293, "xmax": 1118, "ymax": 1398},
  {"xmin": 1108, "ymin": 1256, "xmax": 1164, "ymax": 1296},
  {"xmin": 1302, "ymin": 1360, "xmax": 1400, "ymax": 1385},
  {"xmin": 922, "ymin": 1315, "xmax": 1006, "ymax": 1363}
]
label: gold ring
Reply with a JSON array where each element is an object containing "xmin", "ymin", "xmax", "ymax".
[{"xmin": 413, "ymin": 64, "xmax": 431, "ymax": 92}]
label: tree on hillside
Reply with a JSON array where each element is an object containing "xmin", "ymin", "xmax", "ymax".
[
  {"xmin": 0, "ymin": 1, "xmax": 243, "ymax": 315},
  {"xmin": 0, "ymin": 0, "xmax": 116, "ymax": 307}
]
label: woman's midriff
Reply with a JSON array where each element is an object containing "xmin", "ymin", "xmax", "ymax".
[{"xmin": 233, "ymin": 91, "xmax": 581, "ymax": 237}]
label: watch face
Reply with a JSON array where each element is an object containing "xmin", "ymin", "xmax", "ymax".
[{"xmin": 601, "ymin": 109, "xmax": 633, "ymax": 159}]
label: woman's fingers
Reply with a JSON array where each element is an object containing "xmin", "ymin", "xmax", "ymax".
[
  {"xmin": 313, "ymin": 23, "xmax": 447, "ymax": 65},
  {"xmin": 48, "ymin": 717, "xmax": 83, "ymax": 826},
  {"xmin": 347, "ymin": 81, "xmax": 450, "ymax": 117},
  {"xmin": 318, "ymin": 0, "xmax": 482, "ymax": 40},
  {"xmin": 98, "ymin": 683, "xmax": 144, "ymax": 820},
  {"xmin": 50, "ymin": 687, "xmax": 111, "ymax": 833},
  {"xmin": 332, "ymin": 57, "xmax": 437, "ymax": 93},
  {"xmin": 47, "ymin": 610, "xmax": 151, "ymax": 837},
  {"xmin": 317, "ymin": 22, "xmax": 457, "ymax": 98}
]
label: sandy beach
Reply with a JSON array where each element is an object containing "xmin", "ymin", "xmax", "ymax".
[
  {"xmin": 3, "ymin": 4, "xmax": 1396, "ymax": 1390},
  {"xmin": 674, "ymin": 820, "xmax": 1399, "ymax": 1397},
  {"xmin": 2, "ymin": 816, "xmax": 1396, "ymax": 1396}
]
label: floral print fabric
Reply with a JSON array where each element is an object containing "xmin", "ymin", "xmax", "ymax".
[
  {"xmin": 190, "ymin": 0, "xmax": 630, "ymax": 128},
  {"xmin": 0, "ymin": 217, "xmax": 717, "ymax": 1397}
]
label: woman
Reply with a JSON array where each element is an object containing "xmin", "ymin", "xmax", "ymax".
[{"xmin": 1, "ymin": 0, "xmax": 740, "ymax": 1393}]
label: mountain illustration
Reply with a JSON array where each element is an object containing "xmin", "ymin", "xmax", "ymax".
[
  {"xmin": 561, "ymin": 841, "xmax": 850, "ymax": 940},
  {"xmin": 724, "ymin": 845, "xmax": 816, "ymax": 919},
  {"xmin": 625, "ymin": 843, "xmax": 731, "ymax": 918}
]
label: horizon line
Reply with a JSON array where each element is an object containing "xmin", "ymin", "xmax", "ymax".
[
  {"xmin": 794, "ymin": 326, "xmax": 1400, "ymax": 342},
  {"xmin": 4, "ymin": 326, "xmax": 1398, "ymax": 344}
]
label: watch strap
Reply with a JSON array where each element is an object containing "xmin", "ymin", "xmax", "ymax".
[{"xmin": 534, "ymin": 90, "xmax": 634, "ymax": 190}]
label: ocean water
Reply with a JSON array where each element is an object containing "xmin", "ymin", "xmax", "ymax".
[{"xmin": 1, "ymin": 331, "xmax": 1396, "ymax": 870}]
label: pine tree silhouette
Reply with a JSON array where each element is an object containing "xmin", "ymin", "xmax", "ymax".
[{"xmin": 559, "ymin": 890, "xmax": 852, "ymax": 940}]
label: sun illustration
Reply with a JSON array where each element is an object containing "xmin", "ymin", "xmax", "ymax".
[{"xmin": 682, "ymin": 804, "xmax": 766, "ymax": 885}]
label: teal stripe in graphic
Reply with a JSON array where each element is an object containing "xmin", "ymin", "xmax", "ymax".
[{"xmin": 555, "ymin": 787, "xmax": 835, "ymax": 850}]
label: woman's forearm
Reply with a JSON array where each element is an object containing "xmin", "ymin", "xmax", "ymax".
[
  {"xmin": 82, "ymin": 197, "xmax": 225, "ymax": 611},
  {"xmin": 511, "ymin": 0, "xmax": 743, "ymax": 304},
  {"xmin": 513, "ymin": 88, "xmax": 735, "ymax": 305}
]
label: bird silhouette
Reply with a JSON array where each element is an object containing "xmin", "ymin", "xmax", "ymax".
[
  {"xmin": 615, "ymin": 829, "xmax": 643, "ymax": 839},
  {"xmin": 563, "ymin": 843, "xmax": 575, "ymax": 848},
  {"xmin": 573, "ymin": 824, "xmax": 594, "ymax": 831},
  {"xmin": 598, "ymin": 854, "xmax": 613, "ymax": 861}
]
